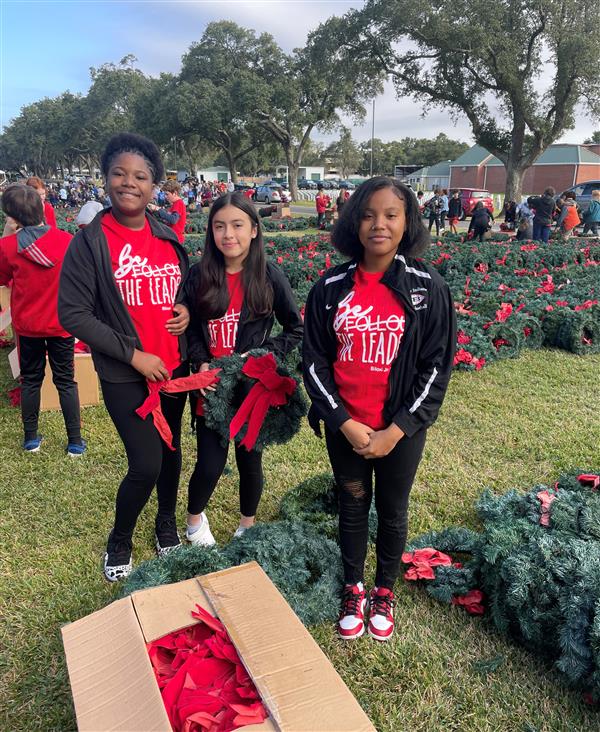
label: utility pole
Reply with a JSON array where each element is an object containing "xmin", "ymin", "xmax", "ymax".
[{"xmin": 369, "ymin": 98, "xmax": 375, "ymax": 177}]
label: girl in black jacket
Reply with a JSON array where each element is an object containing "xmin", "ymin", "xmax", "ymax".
[
  {"xmin": 468, "ymin": 202, "xmax": 494, "ymax": 241},
  {"xmin": 302, "ymin": 178, "xmax": 456, "ymax": 642},
  {"xmin": 59, "ymin": 134, "xmax": 192, "ymax": 582},
  {"xmin": 183, "ymin": 193, "xmax": 303, "ymax": 545}
]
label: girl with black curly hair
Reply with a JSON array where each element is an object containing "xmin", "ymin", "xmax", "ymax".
[
  {"xmin": 183, "ymin": 192, "xmax": 303, "ymax": 546},
  {"xmin": 59, "ymin": 132, "xmax": 191, "ymax": 582},
  {"xmin": 303, "ymin": 176, "xmax": 456, "ymax": 642}
]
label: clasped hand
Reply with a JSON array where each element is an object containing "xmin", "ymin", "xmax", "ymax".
[{"xmin": 341, "ymin": 419, "xmax": 404, "ymax": 459}]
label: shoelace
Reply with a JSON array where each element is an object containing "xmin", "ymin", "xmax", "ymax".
[
  {"xmin": 371, "ymin": 591, "xmax": 394, "ymax": 617},
  {"xmin": 341, "ymin": 587, "xmax": 365, "ymax": 617}
]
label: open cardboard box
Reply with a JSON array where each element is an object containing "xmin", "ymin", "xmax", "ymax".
[{"xmin": 62, "ymin": 562, "xmax": 375, "ymax": 732}]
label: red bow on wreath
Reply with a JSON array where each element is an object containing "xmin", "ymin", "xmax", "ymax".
[
  {"xmin": 229, "ymin": 353, "xmax": 297, "ymax": 451},
  {"xmin": 578, "ymin": 474, "xmax": 600, "ymax": 491},
  {"xmin": 136, "ymin": 370, "xmax": 221, "ymax": 450}
]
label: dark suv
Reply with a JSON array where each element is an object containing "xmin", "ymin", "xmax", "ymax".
[{"xmin": 560, "ymin": 180, "xmax": 600, "ymax": 214}]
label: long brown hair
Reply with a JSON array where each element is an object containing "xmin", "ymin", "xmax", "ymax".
[{"xmin": 195, "ymin": 193, "xmax": 273, "ymax": 320}]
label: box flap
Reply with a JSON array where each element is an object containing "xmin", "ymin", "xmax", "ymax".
[
  {"xmin": 132, "ymin": 577, "xmax": 214, "ymax": 643},
  {"xmin": 61, "ymin": 596, "xmax": 170, "ymax": 731},
  {"xmin": 199, "ymin": 563, "xmax": 376, "ymax": 732}
]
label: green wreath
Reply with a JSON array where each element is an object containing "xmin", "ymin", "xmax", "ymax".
[
  {"xmin": 122, "ymin": 520, "xmax": 343, "ymax": 626},
  {"xmin": 203, "ymin": 349, "xmax": 308, "ymax": 451}
]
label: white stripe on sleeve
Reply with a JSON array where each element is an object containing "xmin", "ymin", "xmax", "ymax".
[
  {"xmin": 309, "ymin": 362, "xmax": 338, "ymax": 410},
  {"xmin": 409, "ymin": 367, "xmax": 438, "ymax": 414}
]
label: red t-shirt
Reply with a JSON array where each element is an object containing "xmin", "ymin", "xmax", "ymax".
[
  {"xmin": 333, "ymin": 267, "xmax": 406, "ymax": 430},
  {"xmin": 208, "ymin": 271, "xmax": 244, "ymax": 358},
  {"xmin": 169, "ymin": 197, "xmax": 187, "ymax": 243},
  {"xmin": 102, "ymin": 213, "xmax": 182, "ymax": 373},
  {"xmin": 44, "ymin": 201, "xmax": 57, "ymax": 228}
]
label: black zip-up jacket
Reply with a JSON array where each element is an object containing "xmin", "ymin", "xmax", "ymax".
[
  {"xmin": 302, "ymin": 254, "xmax": 456, "ymax": 438},
  {"xmin": 58, "ymin": 208, "xmax": 189, "ymax": 383},
  {"xmin": 527, "ymin": 194, "xmax": 555, "ymax": 226},
  {"xmin": 183, "ymin": 260, "xmax": 303, "ymax": 367},
  {"xmin": 448, "ymin": 197, "xmax": 463, "ymax": 219}
]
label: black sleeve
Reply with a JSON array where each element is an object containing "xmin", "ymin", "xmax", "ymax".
[
  {"xmin": 263, "ymin": 265, "xmax": 304, "ymax": 359},
  {"xmin": 302, "ymin": 279, "xmax": 351, "ymax": 433},
  {"xmin": 181, "ymin": 263, "xmax": 210, "ymax": 368},
  {"xmin": 156, "ymin": 208, "xmax": 180, "ymax": 225},
  {"xmin": 58, "ymin": 234, "xmax": 138, "ymax": 363},
  {"xmin": 391, "ymin": 280, "xmax": 457, "ymax": 437}
]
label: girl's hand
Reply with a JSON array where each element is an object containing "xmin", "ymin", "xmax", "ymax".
[
  {"xmin": 355, "ymin": 424, "xmax": 404, "ymax": 459},
  {"xmin": 340, "ymin": 419, "xmax": 373, "ymax": 450},
  {"xmin": 131, "ymin": 349, "xmax": 170, "ymax": 382},
  {"xmin": 166, "ymin": 304, "xmax": 189, "ymax": 335},
  {"xmin": 199, "ymin": 361, "xmax": 217, "ymax": 396}
]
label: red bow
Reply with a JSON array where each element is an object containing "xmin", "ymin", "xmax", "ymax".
[
  {"xmin": 229, "ymin": 353, "xmax": 296, "ymax": 451},
  {"xmin": 136, "ymin": 370, "xmax": 220, "ymax": 450},
  {"xmin": 452, "ymin": 589, "xmax": 485, "ymax": 615},
  {"xmin": 536, "ymin": 489, "xmax": 557, "ymax": 526},
  {"xmin": 578, "ymin": 474, "xmax": 600, "ymax": 491}
]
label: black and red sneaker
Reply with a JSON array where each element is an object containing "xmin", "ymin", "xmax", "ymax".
[
  {"xmin": 338, "ymin": 583, "xmax": 368, "ymax": 640},
  {"xmin": 368, "ymin": 587, "xmax": 395, "ymax": 641}
]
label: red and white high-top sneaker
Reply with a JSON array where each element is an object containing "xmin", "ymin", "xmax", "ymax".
[
  {"xmin": 368, "ymin": 587, "xmax": 395, "ymax": 641},
  {"xmin": 338, "ymin": 583, "xmax": 368, "ymax": 640}
]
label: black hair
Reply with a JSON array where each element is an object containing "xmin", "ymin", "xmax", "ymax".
[
  {"xmin": 331, "ymin": 176, "xmax": 429, "ymax": 259},
  {"xmin": 1, "ymin": 184, "xmax": 44, "ymax": 227},
  {"xmin": 195, "ymin": 192, "xmax": 273, "ymax": 320},
  {"xmin": 100, "ymin": 132, "xmax": 164, "ymax": 183}
]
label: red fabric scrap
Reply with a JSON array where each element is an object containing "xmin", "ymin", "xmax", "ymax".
[
  {"xmin": 147, "ymin": 605, "xmax": 268, "ymax": 732},
  {"xmin": 136, "ymin": 370, "xmax": 220, "ymax": 450},
  {"xmin": 402, "ymin": 547, "xmax": 453, "ymax": 580},
  {"xmin": 452, "ymin": 590, "xmax": 485, "ymax": 615},
  {"xmin": 578, "ymin": 474, "xmax": 600, "ymax": 491},
  {"xmin": 229, "ymin": 353, "xmax": 296, "ymax": 450},
  {"xmin": 536, "ymin": 489, "xmax": 557, "ymax": 526}
]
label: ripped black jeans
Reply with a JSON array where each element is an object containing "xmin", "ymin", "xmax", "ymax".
[{"xmin": 325, "ymin": 426, "xmax": 427, "ymax": 589}]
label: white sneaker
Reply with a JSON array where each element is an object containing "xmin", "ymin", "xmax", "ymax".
[
  {"xmin": 233, "ymin": 525, "xmax": 249, "ymax": 539},
  {"xmin": 185, "ymin": 512, "xmax": 216, "ymax": 546}
]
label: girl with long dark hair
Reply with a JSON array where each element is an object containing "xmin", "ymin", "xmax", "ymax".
[
  {"xmin": 184, "ymin": 193, "xmax": 303, "ymax": 545},
  {"xmin": 303, "ymin": 177, "xmax": 456, "ymax": 641},
  {"xmin": 59, "ymin": 132, "xmax": 191, "ymax": 581}
]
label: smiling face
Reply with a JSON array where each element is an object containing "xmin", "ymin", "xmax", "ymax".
[
  {"xmin": 106, "ymin": 152, "xmax": 154, "ymax": 228},
  {"xmin": 211, "ymin": 204, "xmax": 258, "ymax": 272},
  {"xmin": 358, "ymin": 187, "xmax": 406, "ymax": 271}
]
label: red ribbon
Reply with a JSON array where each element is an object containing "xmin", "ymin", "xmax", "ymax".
[
  {"xmin": 229, "ymin": 353, "xmax": 296, "ymax": 451},
  {"xmin": 578, "ymin": 474, "xmax": 600, "ymax": 491},
  {"xmin": 136, "ymin": 370, "xmax": 220, "ymax": 450}
]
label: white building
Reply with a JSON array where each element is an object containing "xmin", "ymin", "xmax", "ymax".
[{"xmin": 195, "ymin": 166, "xmax": 231, "ymax": 183}]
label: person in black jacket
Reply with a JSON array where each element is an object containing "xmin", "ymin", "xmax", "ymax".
[
  {"xmin": 468, "ymin": 202, "xmax": 494, "ymax": 241},
  {"xmin": 302, "ymin": 177, "xmax": 456, "ymax": 642},
  {"xmin": 183, "ymin": 192, "xmax": 303, "ymax": 545},
  {"xmin": 447, "ymin": 190, "xmax": 463, "ymax": 233},
  {"xmin": 527, "ymin": 187, "xmax": 556, "ymax": 243},
  {"xmin": 59, "ymin": 133, "xmax": 191, "ymax": 582}
]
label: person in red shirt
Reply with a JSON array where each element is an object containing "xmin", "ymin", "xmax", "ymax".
[
  {"xmin": 303, "ymin": 177, "xmax": 456, "ymax": 642},
  {"xmin": 25, "ymin": 176, "xmax": 57, "ymax": 228},
  {"xmin": 58, "ymin": 133, "xmax": 191, "ymax": 582},
  {"xmin": 0, "ymin": 184, "xmax": 83, "ymax": 454},
  {"xmin": 315, "ymin": 184, "xmax": 331, "ymax": 229},
  {"xmin": 183, "ymin": 193, "xmax": 303, "ymax": 546},
  {"xmin": 148, "ymin": 180, "xmax": 187, "ymax": 243}
]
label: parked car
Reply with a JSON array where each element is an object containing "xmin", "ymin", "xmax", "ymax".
[
  {"xmin": 338, "ymin": 180, "xmax": 356, "ymax": 190},
  {"xmin": 254, "ymin": 184, "xmax": 290, "ymax": 204},
  {"xmin": 560, "ymin": 180, "xmax": 600, "ymax": 214},
  {"xmin": 297, "ymin": 178, "xmax": 318, "ymax": 189},
  {"xmin": 459, "ymin": 189, "xmax": 494, "ymax": 218}
]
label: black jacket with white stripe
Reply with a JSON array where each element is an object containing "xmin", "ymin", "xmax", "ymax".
[{"xmin": 302, "ymin": 253, "xmax": 456, "ymax": 438}]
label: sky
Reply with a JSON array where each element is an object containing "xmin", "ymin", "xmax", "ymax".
[{"xmin": 1, "ymin": 0, "xmax": 598, "ymax": 148}]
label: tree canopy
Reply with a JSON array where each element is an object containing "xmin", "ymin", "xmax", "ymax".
[{"xmin": 335, "ymin": 0, "xmax": 600, "ymax": 199}]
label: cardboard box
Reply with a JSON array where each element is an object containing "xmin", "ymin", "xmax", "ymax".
[
  {"xmin": 41, "ymin": 353, "xmax": 99, "ymax": 410},
  {"xmin": 272, "ymin": 204, "xmax": 291, "ymax": 220},
  {"xmin": 62, "ymin": 562, "xmax": 375, "ymax": 732}
]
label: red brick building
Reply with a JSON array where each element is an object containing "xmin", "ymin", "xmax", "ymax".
[{"xmin": 449, "ymin": 144, "xmax": 600, "ymax": 194}]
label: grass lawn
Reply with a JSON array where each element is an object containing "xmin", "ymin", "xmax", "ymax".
[{"xmin": 1, "ymin": 347, "xmax": 599, "ymax": 731}]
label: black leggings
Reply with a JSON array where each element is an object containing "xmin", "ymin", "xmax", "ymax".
[
  {"xmin": 101, "ymin": 363, "xmax": 188, "ymax": 543},
  {"xmin": 187, "ymin": 417, "xmax": 263, "ymax": 517},
  {"xmin": 18, "ymin": 335, "xmax": 81, "ymax": 440},
  {"xmin": 325, "ymin": 426, "xmax": 427, "ymax": 589}
]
